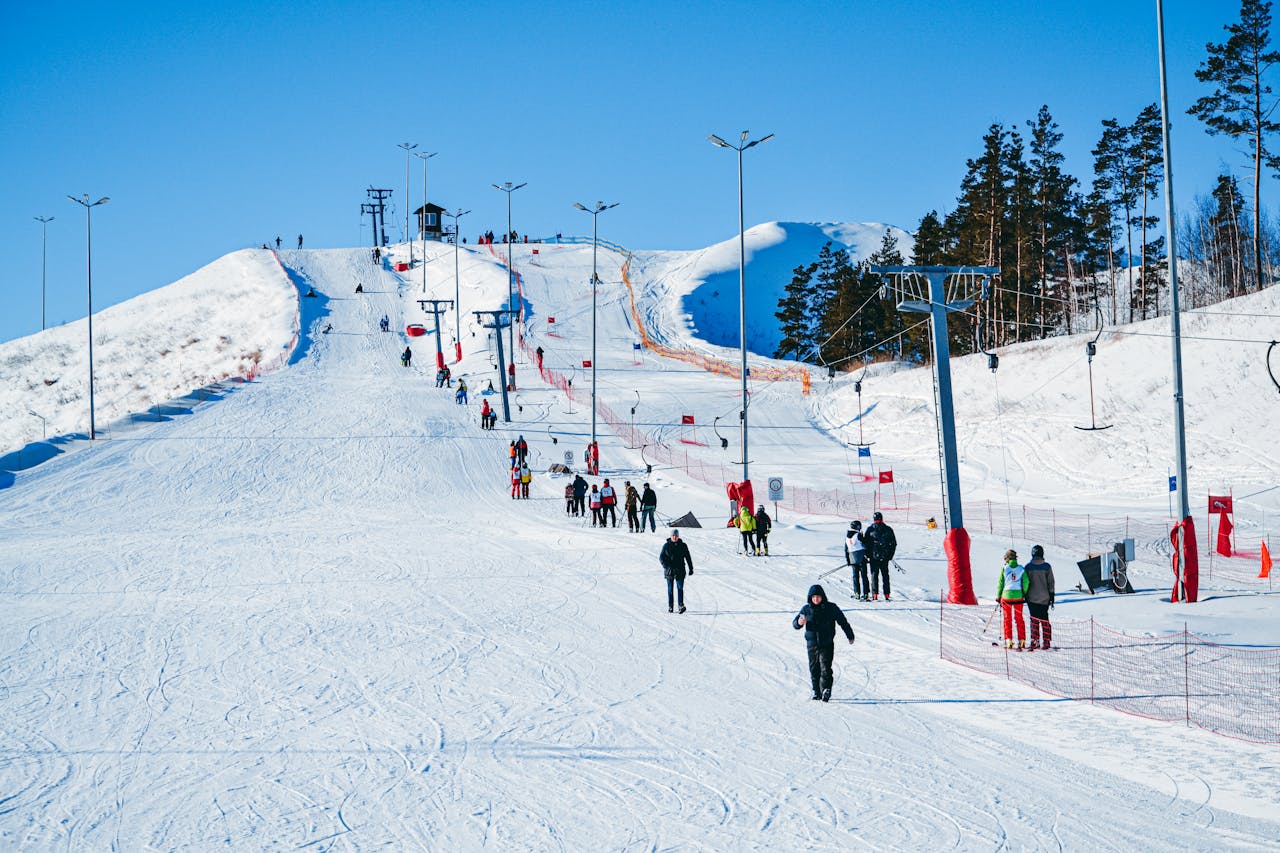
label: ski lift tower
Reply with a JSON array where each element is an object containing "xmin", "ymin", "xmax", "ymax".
[{"xmin": 869, "ymin": 265, "xmax": 998, "ymax": 605}]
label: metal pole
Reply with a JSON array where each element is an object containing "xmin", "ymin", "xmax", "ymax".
[
  {"xmin": 507, "ymin": 191, "xmax": 514, "ymax": 367},
  {"xmin": 68, "ymin": 195, "xmax": 107, "ymax": 439},
  {"xmin": 1156, "ymin": 0, "xmax": 1191, "ymax": 528},
  {"xmin": 449, "ymin": 208, "xmax": 470, "ymax": 362},
  {"xmin": 737, "ymin": 144, "xmax": 748, "ymax": 483},
  {"xmin": 35, "ymin": 216, "xmax": 53, "ymax": 331},
  {"xmin": 398, "ymin": 143, "xmax": 417, "ymax": 254},
  {"xmin": 592, "ymin": 211, "xmax": 599, "ymax": 444},
  {"xmin": 927, "ymin": 271, "xmax": 964, "ymax": 529}
]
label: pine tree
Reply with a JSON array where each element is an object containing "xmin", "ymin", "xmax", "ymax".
[
  {"xmin": 1026, "ymin": 105, "xmax": 1081, "ymax": 337},
  {"xmin": 913, "ymin": 211, "xmax": 948, "ymax": 264},
  {"xmin": 1092, "ymin": 118, "xmax": 1142, "ymax": 322},
  {"xmin": 1209, "ymin": 173, "xmax": 1250, "ymax": 298},
  {"xmin": 1130, "ymin": 103, "xmax": 1165, "ymax": 320},
  {"xmin": 1188, "ymin": 0, "xmax": 1280, "ymax": 291},
  {"xmin": 773, "ymin": 260, "xmax": 817, "ymax": 360}
]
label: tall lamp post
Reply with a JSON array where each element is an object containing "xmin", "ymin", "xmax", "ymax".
[
  {"xmin": 34, "ymin": 215, "xmax": 54, "ymax": 331},
  {"xmin": 67, "ymin": 194, "xmax": 109, "ymax": 439},
  {"xmin": 414, "ymin": 150, "xmax": 437, "ymax": 292},
  {"xmin": 491, "ymin": 181, "xmax": 526, "ymax": 386},
  {"xmin": 397, "ymin": 142, "xmax": 417, "ymax": 257},
  {"xmin": 708, "ymin": 130, "xmax": 772, "ymax": 482},
  {"xmin": 446, "ymin": 208, "xmax": 471, "ymax": 362},
  {"xmin": 573, "ymin": 200, "xmax": 619, "ymax": 447}
]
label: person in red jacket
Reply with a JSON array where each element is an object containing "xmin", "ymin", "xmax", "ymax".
[
  {"xmin": 481, "ymin": 399, "xmax": 492, "ymax": 430},
  {"xmin": 599, "ymin": 478, "xmax": 618, "ymax": 527},
  {"xmin": 510, "ymin": 465, "xmax": 521, "ymax": 500}
]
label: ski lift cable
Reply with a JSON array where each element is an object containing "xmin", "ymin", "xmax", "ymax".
[
  {"xmin": 953, "ymin": 305, "xmax": 1278, "ymax": 346},
  {"xmin": 986, "ymin": 355, "xmax": 1018, "ymax": 547}
]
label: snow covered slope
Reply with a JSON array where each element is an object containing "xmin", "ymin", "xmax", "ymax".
[
  {"xmin": 1, "ymin": 238, "xmax": 1277, "ymax": 848},
  {"xmin": 0, "ymin": 249, "xmax": 298, "ymax": 454}
]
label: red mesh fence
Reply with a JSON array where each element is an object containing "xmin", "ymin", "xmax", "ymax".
[{"xmin": 940, "ymin": 603, "xmax": 1280, "ymax": 743}]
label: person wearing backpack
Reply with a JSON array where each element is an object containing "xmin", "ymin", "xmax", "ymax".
[
  {"xmin": 754, "ymin": 505, "xmax": 772, "ymax": 555},
  {"xmin": 863, "ymin": 512, "xmax": 897, "ymax": 601}
]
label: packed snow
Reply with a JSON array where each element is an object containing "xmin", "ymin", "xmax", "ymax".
[{"xmin": 1, "ymin": 227, "xmax": 1277, "ymax": 848}]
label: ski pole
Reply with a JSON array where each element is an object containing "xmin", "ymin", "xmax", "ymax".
[
  {"xmin": 980, "ymin": 602, "xmax": 1000, "ymax": 635},
  {"xmin": 893, "ymin": 559, "xmax": 906, "ymax": 574},
  {"xmin": 818, "ymin": 562, "xmax": 849, "ymax": 580}
]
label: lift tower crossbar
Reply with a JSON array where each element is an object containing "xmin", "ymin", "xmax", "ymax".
[{"xmin": 417, "ymin": 299, "xmax": 454, "ymax": 372}]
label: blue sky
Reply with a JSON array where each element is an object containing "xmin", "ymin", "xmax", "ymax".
[{"xmin": 0, "ymin": 0, "xmax": 1254, "ymax": 343}]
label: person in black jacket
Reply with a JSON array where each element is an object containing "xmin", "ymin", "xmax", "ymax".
[
  {"xmin": 754, "ymin": 505, "xmax": 772, "ymax": 555},
  {"xmin": 659, "ymin": 529, "xmax": 694, "ymax": 613},
  {"xmin": 571, "ymin": 474, "xmax": 588, "ymax": 517},
  {"xmin": 792, "ymin": 583, "xmax": 855, "ymax": 701},
  {"xmin": 640, "ymin": 483, "xmax": 658, "ymax": 532},
  {"xmin": 863, "ymin": 511, "xmax": 897, "ymax": 601}
]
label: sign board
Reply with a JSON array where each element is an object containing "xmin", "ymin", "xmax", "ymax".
[
  {"xmin": 564, "ymin": 451, "xmax": 574, "ymax": 466},
  {"xmin": 767, "ymin": 477, "xmax": 784, "ymax": 501}
]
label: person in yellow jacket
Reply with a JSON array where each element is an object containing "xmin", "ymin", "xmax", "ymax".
[
  {"xmin": 996, "ymin": 548, "xmax": 1031, "ymax": 649},
  {"xmin": 737, "ymin": 505, "xmax": 757, "ymax": 556}
]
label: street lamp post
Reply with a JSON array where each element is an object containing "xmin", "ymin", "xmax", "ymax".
[
  {"xmin": 491, "ymin": 181, "xmax": 526, "ymax": 387},
  {"xmin": 398, "ymin": 142, "xmax": 418, "ymax": 258},
  {"xmin": 34, "ymin": 215, "xmax": 53, "ymax": 331},
  {"xmin": 573, "ymin": 200, "xmax": 619, "ymax": 447},
  {"xmin": 414, "ymin": 150, "xmax": 437, "ymax": 293},
  {"xmin": 446, "ymin": 208, "xmax": 471, "ymax": 362},
  {"xmin": 708, "ymin": 130, "xmax": 773, "ymax": 482},
  {"xmin": 67, "ymin": 194, "xmax": 109, "ymax": 439}
]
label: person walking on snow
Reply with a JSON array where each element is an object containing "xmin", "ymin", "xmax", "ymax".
[
  {"xmin": 401, "ymin": 346, "xmax": 412, "ymax": 368},
  {"xmin": 660, "ymin": 529, "xmax": 694, "ymax": 613},
  {"xmin": 736, "ymin": 505, "xmax": 757, "ymax": 555},
  {"xmin": 275, "ymin": 236, "xmax": 281, "ymax": 249},
  {"xmin": 624, "ymin": 481, "xmax": 640, "ymax": 532},
  {"xmin": 754, "ymin": 505, "xmax": 772, "ymax": 555},
  {"xmin": 997, "ymin": 549, "xmax": 1030, "ymax": 650},
  {"xmin": 845, "ymin": 520, "xmax": 869, "ymax": 601},
  {"xmin": 1024, "ymin": 545, "xmax": 1055, "ymax": 650},
  {"xmin": 863, "ymin": 511, "xmax": 897, "ymax": 601},
  {"xmin": 516, "ymin": 435, "xmax": 528, "ymax": 463},
  {"xmin": 564, "ymin": 481, "xmax": 575, "ymax": 515},
  {"xmin": 510, "ymin": 465, "xmax": 521, "ymax": 500},
  {"xmin": 599, "ymin": 479, "xmax": 618, "ymax": 527},
  {"xmin": 456, "ymin": 379, "xmax": 468, "ymax": 405},
  {"xmin": 480, "ymin": 399, "xmax": 492, "ymax": 429},
  {"xmin": 640, "ymin": 483, "xmax": 657, "ymax": 532},
  {"xmin": 589, "ymin": 485, "xmax": 603, "ymax": 526},
  {"xmin": 519, "ymin": 463, "xmax": 531, "ymax": 499},
  {"xmin": 297, "ymin": 234, "xmax": 303, "ymax": 248},
  {"xmin": 792, "ymin": 583, "xmax": 855, "ymax": 702},
  {"xmin": 572, "ymin": 473, "xmax": 588, "ymax": 517}
]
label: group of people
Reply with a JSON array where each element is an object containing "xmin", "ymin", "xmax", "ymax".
[
  {"xmin": 565, "ymin": 475, "xmax": 658, "ymax": 531},
  {"xmin": 269, "ymin": 235, "xmax": 303, "ymax": 249},
  {"xmin": 435, "ymin": 366, "xmax": 453, "ymax": 387},
  {"xmin": 379, "ymin": 315, "xmax": 390, "ymax": 332},
  {"xmin": 476, "ymin": 230, "xmax": 529, "ymax": 245},
  {"xmin": 479, "ymin": 399, "xmax": 498, "ymax": 429},
  {"xmin": 843, "ymin": 512, "xmax": 898, "ymax": 601},
  {"xmin": 508, "ymin": 436, "xmax": 532, "ymax": 499},
  {"xmin": 995, "ymin": 545, "xmax": 1055, "ymax": 650},
  {"xmin": 732, "ymin": 505, "xmax": 773, "ymax": 555}
]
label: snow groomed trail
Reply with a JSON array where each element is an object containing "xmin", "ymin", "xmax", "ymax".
[{"xmin": 1, "ymin": 245, "xmax": 1277, "ymax": 848}]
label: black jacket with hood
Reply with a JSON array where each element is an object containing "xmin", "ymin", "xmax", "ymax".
[{"xmin": 792, "ymin": 584, "xmax": 855, "ymax": 646}]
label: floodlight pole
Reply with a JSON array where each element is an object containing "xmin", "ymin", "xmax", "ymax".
[
  {"xmin": 574, "ymin": 200, "xmax": 619, "ymax": 446},
  {"xmin": 35, "ymin": 216, "xmax": 53, "ymax": 331},
  {"xmin": 1157, "ymin": 0, "xmax": 1194, "ymax": 601},
  {"xmin": 67, "ymin": 194, "xmax": 110, "ymax": 439},
  {"xmin": 446, "ymin": 208, "xmax": 471, "ymax": 362},
  {"xmin": 492, "ymin": 181, "xmax": 526, "ymax": 387},
  {"xmin": 415, "ymin": 150, "xmax": 437, "ymax": 293},
  {"xmin": 398, "ymin": 143, "xmax": 417, "ymax": 259},
  {"xmin": 709, "ymin": 131, "xmax": 772, "ymax": 483}
]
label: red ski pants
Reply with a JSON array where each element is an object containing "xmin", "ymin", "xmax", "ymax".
[{"xmin": 1001, "ymin": 600, "xmax": 1026, "ymax": 642}]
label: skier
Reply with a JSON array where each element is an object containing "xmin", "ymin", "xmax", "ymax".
[
  {"xmin": 536, "ymin": 346, "xmax": 544, "ymax": 370},
  {"xmin": 863, "ymin": 511, "xmax": 897, "ymax": 601},
  {"xmin": 588, "ymin": 484, "xmax": 603, "ymax": 527},
  {"xmin": 736, "ymin": 504, "xmax": 756, "ymax": 555},
  {"xmin": 599, "ymin": 478, "xmax": 618, "ymax": 527},
  {"xmin": 624, "ymin": 481, "xmax": 641, "ymax": 532},
  {"xmin": 845, "ymin": 520, "xmax": 869, "ymax": 601},
  {"xmin": 754, "ymin": 505, "xmax": 772, "ymax": 555},
  {"xmin": 1025, "ymin": 545, "xmax": 1055, "ymax": 650},
  {"xmin": 564, "ymin": 481, "xmax": 575, "ymax": 515},
  {"xmin": 508, "ymin": 441, "xmax": 517, "ymax": 467},
  {"xmin": 572, "ymin": 473, "xmax": 588, "ymax": 517},
  {"xmin": 436, "ymin": 368, "xmax": 445, "ymax": 388},
  {"xmin": 659, "ymin": 529, "xmax": 694, "ymax": 614},
  {"xmin": 997, "ymin": 549, "xmax": 1030, "ymax": 650},
  {"xmin": 516, "ymin": 435, "xmax": 528, "ymax": 463},
  {"xmin": 456, "ymin": 379, "xmax": 468, "ymax": 405},
  {"xmin": 401, "ymin": 346, "xmax": 412, "ymax": 368},
  {"xmin": 510, "ymin": 464, "xmax": 521, "ymax": 500},
  {"xmin": 297, "ymin": 234, "xmax": 303, "ymax": 248},
  {"xmin": 379, "ymin": 315, "xmax": 390, "ymax": 332},
  {"xmin": 442, "ymin": 365, "xmax": 452, "ymax": 386},
  {"xmin": 275, "ymin": 236, "xmax": 281, "ymax": 249},
  {"xmin": 480, "ymin": 399, "xmax": 492, "ymax": 429},
  {"xmin": 640, "ymin": 482, "xmax": 657, "ymax": 532},
  {"xmin": 792, "ymin": 584, "xmax": 855, "ymax": 702},
  {"xmin": 519, "ymin": 463, "xmax": 531, "ymax": 499}
]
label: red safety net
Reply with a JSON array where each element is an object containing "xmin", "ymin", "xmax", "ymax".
[{"xmin": 940, "ymin": 604, "xmax": 1280, "ymax": 744}]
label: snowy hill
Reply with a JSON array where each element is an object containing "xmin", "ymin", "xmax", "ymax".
[{"xmin": 1, "ymin": 236, "xmax": 1278, "ymax": 848}]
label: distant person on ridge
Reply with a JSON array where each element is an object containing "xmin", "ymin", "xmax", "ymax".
[
  {"xmin": 275, "ymin": 236, "xmax": 281, "ymax": 249},
  {"xmin": 792, "ymin": 583, "xmax": 855, "ymax": 702},
  {"xmin": 297, "ymin": 234, "xmax": 303, "ymax": 248},
  {"xmin": 660, "ymin": 528, "xmax": 693, "ymax": 614}
]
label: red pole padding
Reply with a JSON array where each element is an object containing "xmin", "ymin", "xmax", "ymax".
[
  {"xmin": 944, "ymin": 527, "xmax": 977, "ymax": 605},
  {"xmin": 436, "ymin": 351, "xmax": 445, "ymax": 371},
  {"xmin": 1170, "ymin": 516, "xmax": 1200, "ymax": 603}
]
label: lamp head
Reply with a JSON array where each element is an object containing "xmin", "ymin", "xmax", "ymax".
[{"xmin": 708, "ymin": 134, "xmax": 730, "ymax": 148}]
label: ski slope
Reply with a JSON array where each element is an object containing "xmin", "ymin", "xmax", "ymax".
[{"xmin": 1, "ymin": 233, "xmax": 1278, "ymax": 848}]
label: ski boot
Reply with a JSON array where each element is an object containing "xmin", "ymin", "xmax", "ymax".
[{"xmin": 821, "ymin": 688, "xmax": 831, "ymax": 702}]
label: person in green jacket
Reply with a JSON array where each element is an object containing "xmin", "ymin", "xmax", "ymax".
[
  {"xmin": 736, "ymin": 505, "xmax": 757, "ymax": 555},
  {"xmin": 996, "ymin": 548, "xmax": 1030, "ymax": 650}
]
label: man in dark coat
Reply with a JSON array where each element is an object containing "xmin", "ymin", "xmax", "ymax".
[
  {"xmin": 863, "ymin": 511, "xmax": 898, "ymax": 601},
  {"xmin": 754, "ymin": 505, "xmax": 772, "ymax": 555},
  {"xmin": 571, "ymin": 474, "xmax": 588, "ymax": 517},
  {"xmin": 640, "ymin": 483, "xmax": 658, "ymax": 532},
  {"xmin": 659, "ymin": 529, "xmax": 694, "ymax": 613},
  {"xmin": 792, "ymin": 583, "xmax": 855, "ymax": 701}
]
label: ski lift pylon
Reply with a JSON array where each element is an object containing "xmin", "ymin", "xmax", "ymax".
[{"xmin": 1076, "ymin": 307, "xmax": 1113, "ymax": 431}]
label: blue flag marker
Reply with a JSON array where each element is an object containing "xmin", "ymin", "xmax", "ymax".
[
  {"xmin": 1169, "ymin": 476, "xmax": 1177, "ymax": 492},
  {"xmin": 858, "ymin": 446, "xmax": 871, "ymax": 458}
]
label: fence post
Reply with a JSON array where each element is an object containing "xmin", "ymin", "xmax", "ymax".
[
  {"xmin": 1022, "ymin": 504, "xmax": 1027, "ymax": 538},
  {"xmin": 1052, "ymin": 509, "xmax": 1058, "ymax": 547},
  {"xmin": 988, "ymin": 500, "xmax": 994, "ymax": 534},
  {"xmin": 1090, "ymin": 617, "xmax": 1095, "ymax": 704},
  {"xmin": 938, "ymin": 593, "xmax": 944, "ymax": 659},
  {"xmin": 1184, "ymin": 622, "xmax": 1190, "ymax": 727}
]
